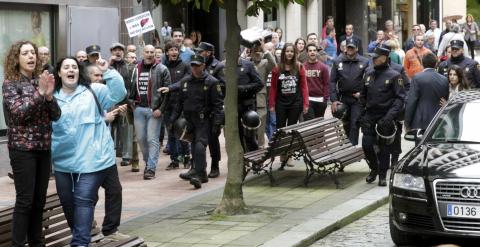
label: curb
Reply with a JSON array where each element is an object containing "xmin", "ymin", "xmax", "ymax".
[{"xmin": 261, "ymin": 185, "xmax": 389, "ymax": 247}]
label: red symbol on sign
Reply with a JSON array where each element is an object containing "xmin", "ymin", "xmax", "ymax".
[{"xmin": 140, "ymin": 18, "xmax": 149, "ymax": 27}]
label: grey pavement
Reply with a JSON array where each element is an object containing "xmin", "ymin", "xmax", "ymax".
[{"xmin": 311, "ymin": 204, "xmax": 395, "ymax": 247}]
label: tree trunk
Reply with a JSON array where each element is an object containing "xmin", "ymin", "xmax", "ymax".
[{"xmin": 213, "ymin": 0, "xmax": 247, "ymax": 215}]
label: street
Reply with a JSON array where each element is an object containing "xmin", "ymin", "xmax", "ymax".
[{"xmin": 311, "ymin": 204, "xmax": 395, "ymax": 247}]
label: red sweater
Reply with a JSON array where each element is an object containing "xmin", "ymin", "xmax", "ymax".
[
  {"xmin": 303, "ymin": 60, "xmax": 329, "ymax": 100},
  {"xmin": 269, "ymin": 65, "xmax": 309, "ymax": 109}
]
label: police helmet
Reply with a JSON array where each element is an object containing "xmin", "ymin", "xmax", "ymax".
[
  {"xmin": 241, "ymin": 110, "xmax": 261, "ymax": 130},
  {"xmin": 375, "ymin": 120, "xmax": 397, "ymax": 145},
  {"xmin": 332, "ymin": 103, "xmax": 348, "ymax": 120},
  {"xmin": 173, "ymin": 117, "xmax": 194, "ymax": 143}
]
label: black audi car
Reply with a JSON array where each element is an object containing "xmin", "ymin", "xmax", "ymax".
[{"xmin": 389, "ymin": 90, "xmax": 480, "ymax": 246}]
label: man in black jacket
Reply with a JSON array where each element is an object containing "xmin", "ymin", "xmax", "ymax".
[
  {"xmin": 163, "ymin": 41, "xmax": 192, "ymax": 170},
  {"xmin": 405, "ymin": 53, "xmax": 449, "ymax": 131},
  {"xmin": 337, "ymin": 24, "xmax": 363, "ymax": 55}
]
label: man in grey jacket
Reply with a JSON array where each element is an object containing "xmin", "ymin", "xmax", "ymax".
[
  {"xmin": 129, "ymin": 44, "xmax": 171, "ymax": 179},
  {"xmin": 405, "ymin": 53, "xmax": 449, "ymax": 132}
]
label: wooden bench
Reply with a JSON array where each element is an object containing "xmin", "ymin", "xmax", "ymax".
[
  {"xmin": 292, "ymin": 118, "xmax": 365, "ymax": 188},
  {"xmin": 243, "ymin": 117, "xmax": 364, "ymax": 187},
  {"xmin": 243, "ymin": 117, "xmax": 327, "ymax": 184},
  {"xmin": 0, "ymin": 194, "xmax": 144, "ymax": 247}
]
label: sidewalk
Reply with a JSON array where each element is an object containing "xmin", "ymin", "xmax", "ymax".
[{"xmin": 118, "ymin": 160, "xmax": 387, "ymax": 247}]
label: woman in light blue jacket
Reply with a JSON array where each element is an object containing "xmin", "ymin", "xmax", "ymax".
[{"xmin": 51, "ymin": 57, "xmax": 126, "ymax": 246}]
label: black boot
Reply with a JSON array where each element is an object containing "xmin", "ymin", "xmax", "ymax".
[
  {"xmin": 208, "ymin": 160, "xmax": 220, "ymax": 178},
  {"xmin": 190, "ymin": 172, "xmax": 209, "ymax": 189},
  {"xmin": 378, "ymin": 175, "xmax": 387, "ymax": 186},
  {"xmin": 366, "ymin": 170, "xmax": 378, "ymax": 183},
  {"xmin": 179, "ymin": 167, "xmax": 196, "ymax": 180}
]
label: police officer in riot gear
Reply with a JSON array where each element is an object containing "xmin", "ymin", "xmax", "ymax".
[
  {"xmin": 222, "ymin": 51, "xmax": 264, "ymax": 152},
  {"xmin": 170, "ymin": 54, "xmax": 224, "ymax": 189},
  {"xmin": 330, "ymin": 38, "xmax": 369, "ymax": 145},
  {"xmin": 359, "ymin": 45, "xmax": 406, "ymax": 186},
  {"xmin": 438, "ymin": 40, "xmax": 480, "ymax": 88},
  {"xmin": 195, "ymin": 42, "xmax": 225, "ymax": 178}
]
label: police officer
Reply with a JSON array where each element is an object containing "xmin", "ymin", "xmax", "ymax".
[
  {"xmin": 438, "ymin": 40, "xmax": 480, "ymax": 88},
  {"xmin": 171, "ymin": 54, "xmax": 224, "ymax": 189},
  {"xmin": 233, "ymin": 52, "xmax": 264, "ymax": 152},
  {"xmin": 369, "ymin": 43, "xmax": 411, "ymax": 169},
  {"xmin": 359, "ymin": 45, "xmax": 406, "ymax": 186},
  {"xmin": 330, "ymin": 38, "xmax": 369, "ymax": 145},
  {"xmin": 195, "ymin": 42, "xmax": 225, "ymax": 178}
]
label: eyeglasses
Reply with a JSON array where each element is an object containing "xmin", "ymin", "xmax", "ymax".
[{"xmin": 412, "ymin": 28, "xmax": 420, "ymax": 31}]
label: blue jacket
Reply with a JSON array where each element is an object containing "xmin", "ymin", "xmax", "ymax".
[{"xmin": 51, "ymin": 69, "xmax": 127, "ymax": 174}]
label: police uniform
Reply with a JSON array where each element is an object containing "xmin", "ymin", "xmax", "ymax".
[
  {"xmin": 173, "ymin": 55, "xmax": 224, "ymax": 189},
  {"xmin": 438, "ymin": 40, "xmax": 480, "ymax": 88},
  {"xmin": 359, "ymin": 46, "xmax": 406, "ymax": 186},
  {"xmin": 329, "ymin": 39, "xmax": 369, "ymax": 145},
  {"xmin": 234, "ymin": 58, "xmax": 264, "ymax": 152},
  {"xmin": 196, "ymin": 42, "xmax": 226, "ymax": 178}
]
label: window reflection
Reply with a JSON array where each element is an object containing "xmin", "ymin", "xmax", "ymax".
[{"xmin": 430, "ymin": 102, "xmax": 480, "ymax": 142}]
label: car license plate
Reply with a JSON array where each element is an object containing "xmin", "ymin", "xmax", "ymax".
[{"xmin": 447, "ymin": 204, "xmax": 480, "ymax": 218}]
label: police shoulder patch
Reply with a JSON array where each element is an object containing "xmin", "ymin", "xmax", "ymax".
[
  {"xmin": 477, "ymin": 64, "xmax": 480, "ymax": 70},
  {"xmin": 216, "ymin": 84, "xmax": 221, "ymax": 93},
  {"xmin": 203, "ymin": 85, "xmax": 208, "ymax": 91},
  {"xmin": 385, "ymin": 79, "xmax": 390, "ymax": 85},
  {"xmin": 398, "ymin": 78, "xmax": 404, "ymax": 87},
  {"xmin": 465, "ymin": 67, "xmax": 470, "ymax": 72}
]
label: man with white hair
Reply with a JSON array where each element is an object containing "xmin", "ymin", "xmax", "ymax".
[{"xmin": 437, "ymin": 23, "xmax": 469, "ymax": 58}]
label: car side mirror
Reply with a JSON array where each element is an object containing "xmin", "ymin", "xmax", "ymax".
[{"xmin": 404, "ymin": 129, "xmax": 424, "ymax": 142}]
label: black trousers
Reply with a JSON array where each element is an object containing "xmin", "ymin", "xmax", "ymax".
[
  {"xmin": 303, "ymin": 100, "xmax": 327, "ymax": 120},
  {"xmin": 466, "ymin": 39, "xmax": 476, "ymax": 59},
  {"xmin": 100, "ymin": 165, "xmax": 122, "ymax": 236},
  {"xmin": 208, "ymin": 118, "xmax": 221, "ymax": 163},
  {"xmin": 275, "ymin": 105, "xmax": 302, "ymax": 129},
  {"xmin": 187, "ymin": 115, "xmax": 210, "ymax": 175},
  {"xmin": 9, "ymin": 149, "xmax": 51, "ymax": 247}
]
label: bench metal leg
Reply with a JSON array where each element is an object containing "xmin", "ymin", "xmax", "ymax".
[{"xmin": 303, "ymin": 158, "xmax": 315, "ymax": 187}]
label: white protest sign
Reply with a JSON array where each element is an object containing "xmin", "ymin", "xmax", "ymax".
[{"xmin": 124, "ymin": 11, "xmax": 155, "ymax": 38}]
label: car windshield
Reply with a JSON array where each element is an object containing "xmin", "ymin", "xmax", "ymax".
[{"xmin": 428, "ymin": 102, "xmax": 480, "ymax": 142}]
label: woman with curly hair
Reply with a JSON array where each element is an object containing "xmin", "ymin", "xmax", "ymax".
[{"xmin": 2, "ymin": 40, "xmax": 60, "ymax": 246}]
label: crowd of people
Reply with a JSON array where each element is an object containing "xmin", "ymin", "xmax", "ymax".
[{"xmin": 3, "ymin": 14, "xmax": 480, "ymax": 246}]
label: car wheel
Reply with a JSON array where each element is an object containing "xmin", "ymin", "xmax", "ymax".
[{"xmin": 389, "ymin": 214, "xmax": 420, "ymax": 246}]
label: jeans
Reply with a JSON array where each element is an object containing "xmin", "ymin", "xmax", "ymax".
[
  {"xmin": 9, "ymin": 149, "xmax": 51, "ymax": 247},
  {"xmin": 100, "ymin": 165, "xmax": 122, "ymax": 236},
  {"xmin": 133, "ymin": 107, "xmax": 162, "ymax": 171},
  {"xmin": 265, "ymin": 110, "xmax": 277, "ymax": 141},
  {"xmin": 55, "ymin": 168, "xmax": 109, "ymax": 246},
  {"xmin": 256, "ymin": 106, "xmax": 267, "ymax": 147}
]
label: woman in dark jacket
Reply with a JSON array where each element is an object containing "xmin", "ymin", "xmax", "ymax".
[{"xmin": 2, "ymin": 40, "xmax": 60, "ymax": 246}]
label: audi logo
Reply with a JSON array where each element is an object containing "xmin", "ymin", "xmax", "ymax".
[{"xmin": 460, "ymin": 187, "xmax": 480, "ymax": 199}]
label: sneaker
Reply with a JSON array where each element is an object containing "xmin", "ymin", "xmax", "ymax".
[
  {"xmin": 104, "ymin": 231, "xmax": 131, "ymax": 241},
  {"xmin": 130, "ymin": 160, "xmax": 140, "ymax": 172},
  {"xmin": 143, "ymin": 169, "xmax": 155, "ymax": 180},
  {"xmin": 366, "ymin": 170, "xmax": 378, "ymax": 184},
  {"xmin": 120, "ymin": 159, "xmax": 130, "ymax": 166},
  {"xmin": 165, "ymin": 161, "xmax": 179, "ymax": 170}
]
